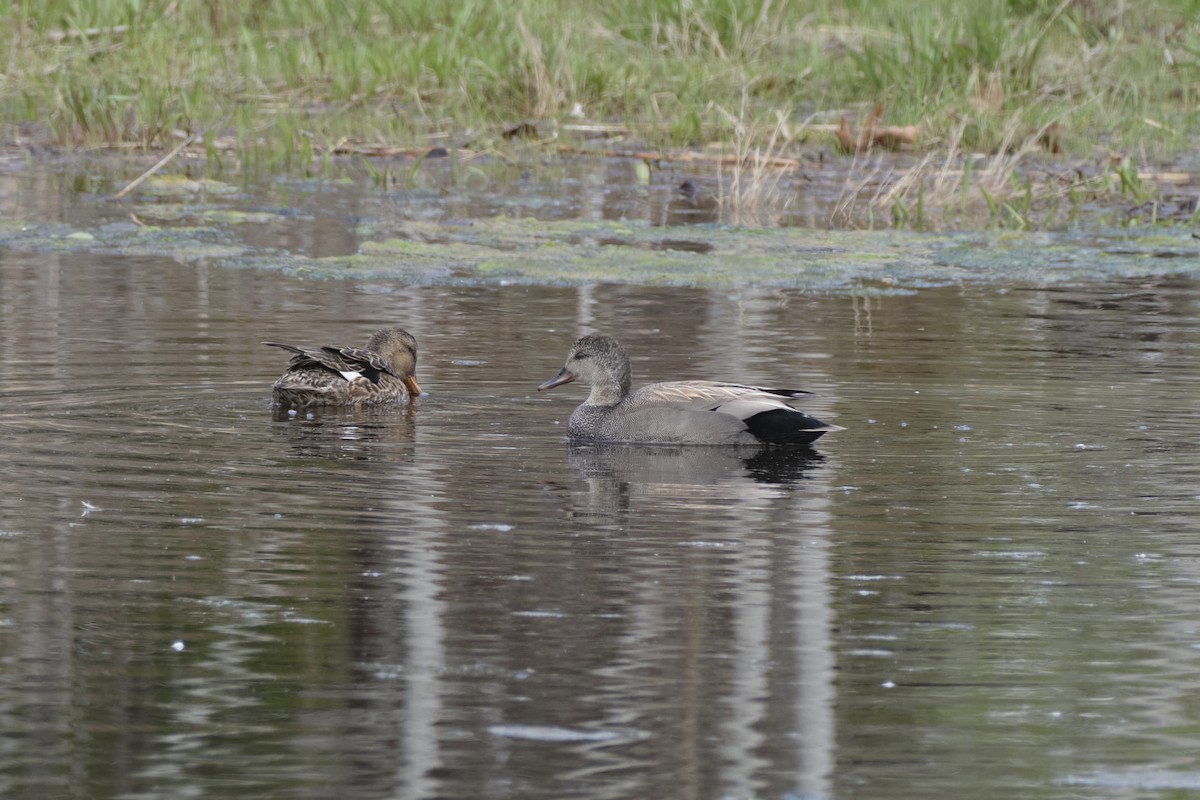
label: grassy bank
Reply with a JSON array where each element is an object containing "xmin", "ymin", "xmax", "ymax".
[
  {"xmin": 4, "ymin": 0, "xmax": 1197, "ymax": 154},
  {"xmin": 3, "ymin": 1, "xmax": 1199, "ymax": 228}
]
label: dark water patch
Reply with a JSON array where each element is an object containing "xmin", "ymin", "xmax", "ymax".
[{"xmin": 593, "ymin": 235, "xmax": 715, "ymax": 253}]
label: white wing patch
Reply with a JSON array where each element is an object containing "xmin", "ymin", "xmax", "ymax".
[
  {"xmin": 338, "ymin": 370, "xmax": 364, "ymax": 382},
  {"xmin": 711, "ymin": 397, "xmax": 788, "ymax": 422}
]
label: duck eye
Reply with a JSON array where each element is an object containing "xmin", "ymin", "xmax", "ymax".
[{"xmin": 573, "ymin": 352, "xmax": 590, "ymax": 360}]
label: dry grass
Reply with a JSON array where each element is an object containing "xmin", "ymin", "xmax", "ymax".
[
  {"xmin": 715, "ymin": 100, "xmax": 799, "ymax": 226},
  {"xmin": 829, "ymin": 116, "xmax": 1153, "ymax": 230}
]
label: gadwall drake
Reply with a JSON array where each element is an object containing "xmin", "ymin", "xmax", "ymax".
[
  {"xmin": 537, "ymin": 333, "xmax": 842, "ymax": 445},
  {"xmin": 264, "ymin": 327, "xmax": 421, "ymax": 408}
]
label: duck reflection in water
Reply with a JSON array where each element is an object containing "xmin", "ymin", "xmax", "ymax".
[
  {"xmin": 269, "ymin": 403, "xmax": 417, "ymax": 461},
  {"xmin": 568, "ymin": 441, "xmax": 825, "ymax": 488},
  {"xmin": 558, "ymin": 441, "xmax": 825, "ymax": 522}
]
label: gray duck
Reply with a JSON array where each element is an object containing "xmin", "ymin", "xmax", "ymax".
[{"xmin": 538, "ymin": 333, "xmax": 841, "ymax": 445}]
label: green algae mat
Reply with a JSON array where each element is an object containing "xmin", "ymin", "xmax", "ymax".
[{"xmin": 2, "ymin": 172, "xmax": 1198, "ymax": 294}]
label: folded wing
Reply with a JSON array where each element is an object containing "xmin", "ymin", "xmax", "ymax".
[
  {"xmin": 264, "ymin": 342, "xmax": 391, "ymax": 384},
  {"xmin": 634, "ymin": 380, "xmax": 813, "ymax": 410},
  {"xmin": 631, "ymin": 381, "xmax": 840, "ymax": 445}
]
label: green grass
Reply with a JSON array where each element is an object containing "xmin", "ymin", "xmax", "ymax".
[{"xmin": 4, "ymin": 0, "xmax": 1199, "ymax": 159}]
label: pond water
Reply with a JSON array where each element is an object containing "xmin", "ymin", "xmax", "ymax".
[{"xmin": 1, "ymin": 164, "xmax": 1200, "ymax": 799}]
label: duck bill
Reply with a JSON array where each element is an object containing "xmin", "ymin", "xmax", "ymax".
[
  {"xmin": 403, "ymin": 375, "xmax": 423, "ymax": 396},
  {"xmin": 537, "ymin": 368, "xmax": 576, "ymax": 391}
]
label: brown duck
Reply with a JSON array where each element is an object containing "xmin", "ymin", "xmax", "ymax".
[
  {"xmin": 538, "ymin": 333, "xmax": 841, "ymax": 445},
  {"xmin": 264, "ymin": 327, "xmax": 421, "ymax": 408}
]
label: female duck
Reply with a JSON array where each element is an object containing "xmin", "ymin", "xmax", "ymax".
[
  {"xmin": 537, "ymin": 333, "xmax": 841, "ymax": 445},
  {"xmin": 264, "ymin": 327, "xmax": 421, "ymax": 408}
]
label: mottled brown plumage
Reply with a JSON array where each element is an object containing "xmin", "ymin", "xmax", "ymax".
[
  {"xmin": 264, "ymin": 327, "xmax": 421, "ymax": 408},
  {"xmin": 538, "ymin": 333, "xmax": 841, "ymax": 445}
]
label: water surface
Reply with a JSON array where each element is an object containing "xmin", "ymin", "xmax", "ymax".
[{"xmin": 1, "ymin": 168, "xmax": 1200, "ymax": 799}]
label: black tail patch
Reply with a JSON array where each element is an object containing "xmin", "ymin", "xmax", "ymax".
[
  {"xmin": 743, "ymin": 408, "xmax": 831, "ymax": 445},
  {"xmin": 760, "ymin": 387, "xmax": 814, "ymax": 398}
]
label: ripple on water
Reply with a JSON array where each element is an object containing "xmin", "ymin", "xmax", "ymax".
[{"xmin": 3, "ymin": 249, "xmax": 1200, "ymax": 800}]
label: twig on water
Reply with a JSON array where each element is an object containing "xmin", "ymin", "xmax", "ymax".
[{"xmin": 110, "ymin": 131, "xmax": 197, "ymax": 200}]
